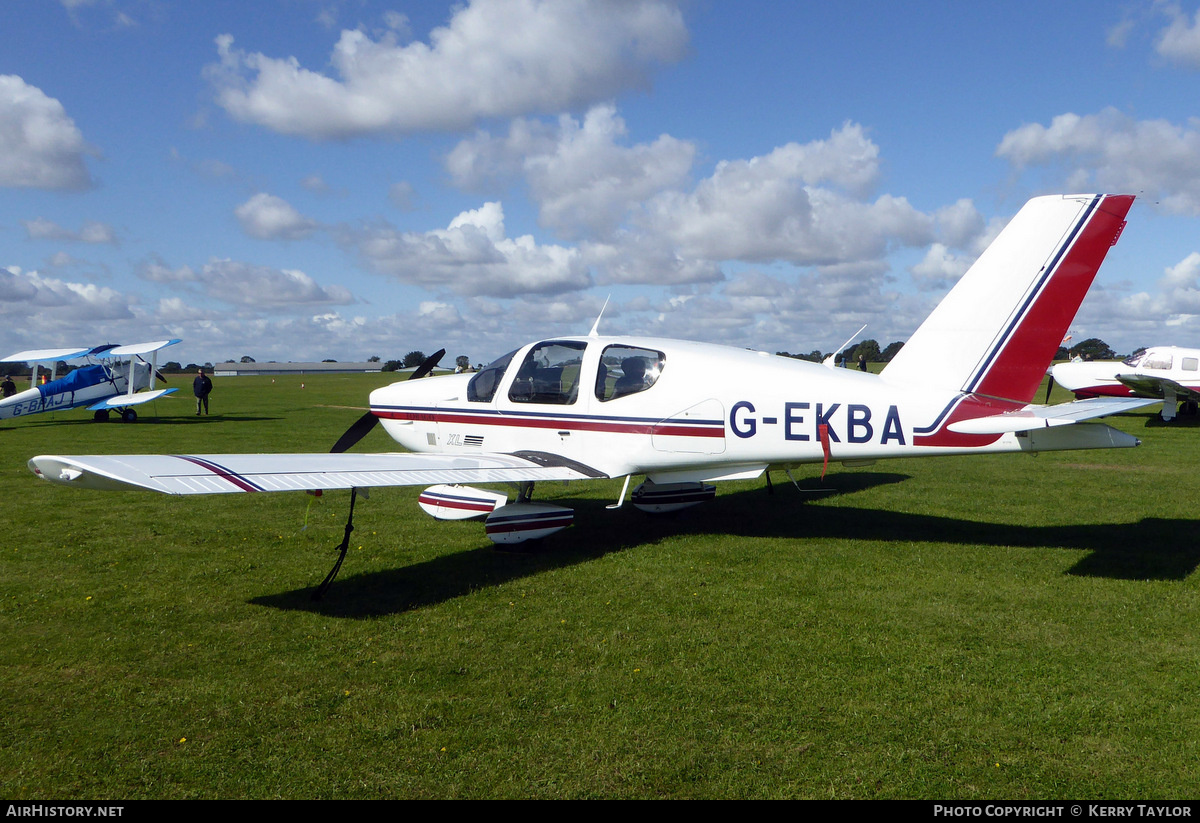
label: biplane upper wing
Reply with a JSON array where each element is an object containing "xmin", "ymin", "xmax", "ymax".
[
  {"xmin": 94, "ymin": 339, "xmax": 181, "ymax": 358},
  {"xmin": 1, "ymin": 347, "xmax": 91, "ymax": 363},
  {"xmin": 29, "ymin": 451, "xmax": 605, "ymax": 495}
]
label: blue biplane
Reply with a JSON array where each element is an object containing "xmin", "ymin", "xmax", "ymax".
[{"xmin": 1, "ymin": 340, "xmax": 181, "ymax": 423}]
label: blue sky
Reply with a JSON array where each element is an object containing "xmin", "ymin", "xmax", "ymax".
[{"xmin": 4, "ymin": 1, "xmax": 1200, "ymax": 368}]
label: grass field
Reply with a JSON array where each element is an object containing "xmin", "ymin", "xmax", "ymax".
[{"xmin": 1, "ymin": 371, "xmax": 1198, "ymax": 799}]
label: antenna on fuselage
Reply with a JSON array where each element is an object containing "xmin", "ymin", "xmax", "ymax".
[
  {"xmin": 823, "ymin": 323, "xmax": 868, "ymax": 369},
  {"xmin": 588, "ymin": 295, "xmax": 611, "ymax": 338}
]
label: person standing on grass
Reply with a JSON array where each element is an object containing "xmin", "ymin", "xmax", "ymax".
[{"xmin": 193, "ymin": 368, "xmax": 212, "ymax": 415}]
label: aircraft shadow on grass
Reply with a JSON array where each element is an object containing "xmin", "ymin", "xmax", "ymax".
[
  {"xmin": 1139, "ymin": 412, "xmax": 1200, "ymax": 429},
  {"xmin": 2, "ymin": 413, "xmax": 282, "ymax": 429},
  {"xmin": 254, "ymin": 469, "xmax": 1200, "ymax": 618}
]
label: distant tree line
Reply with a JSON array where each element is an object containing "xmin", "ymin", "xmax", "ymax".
[
  {"xmin": 158, "ymin": 362, "xmax": 214, "ymax": 373},
  {"xmin": 1055, "ymin": 337, "xmax": 1122, "ymax": 361},
  {"xmin": 775, "ymin": 339, "xmax": 905, "ymax": 365},
  {"xmin": 381, "ymin": 351, "xmax": 474, "ymax": 372}
]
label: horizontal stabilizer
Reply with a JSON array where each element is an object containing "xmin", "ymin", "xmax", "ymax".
[
  {"xmin": 947, "ymin": 396, "xmax": 1159, "ymax": 434},
  {"xmin": 29, "ymin": 451, "xmax": 603, "ymax": 495},
  {"xmin": 87, "ymin": 388, "xmax": 177, "ymax": 410}
]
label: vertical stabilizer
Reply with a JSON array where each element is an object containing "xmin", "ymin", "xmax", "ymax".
[{"xmin": 881, "ymin": 194, "xmax": 1133, "ymax": 403}]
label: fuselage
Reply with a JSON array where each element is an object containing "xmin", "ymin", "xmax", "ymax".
[{"xmin": 367, "ymin": 335, "xmax": 1130, "ymax": 483}]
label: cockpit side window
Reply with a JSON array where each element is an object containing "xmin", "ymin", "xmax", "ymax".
[
  {"xmin": 507, "ymin": 341, "xmax": 587, "ymax": 405},
  {"xmin": 1143, "ymin": 354, "xmax": 1173, "ymax": 370},
  {"xmin": 596, "ymin": 345, "xmax": 665, "ymax": 401},
  {"xmin": 467, "ymin": 349, "xmax": 517, "ymax": 403}
]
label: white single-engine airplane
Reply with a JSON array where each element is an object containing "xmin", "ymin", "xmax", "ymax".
[
  {"xmin": 1050, "ymin": 346, "xmax": 1200, "ymax": 421},
  {"xmin": 29, "ymin": 195, "xmax": 1156, "ymax": 595},
  {"xmin": 3, "ymin": 339, "xmax": 180, "ymax": 423}
]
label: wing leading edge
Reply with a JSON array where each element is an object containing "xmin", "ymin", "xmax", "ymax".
[
  {"xmin": 29, "ymin": 452, "xmax": 604, "ymax": 495},
  {"xmin": 88, "ymin": 388, "xmax": 178, "ymax": 410}
]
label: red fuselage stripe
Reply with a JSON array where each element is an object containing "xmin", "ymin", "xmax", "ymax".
[{"xmin": 375, "ymin": 409, "xmax": 725, "ymax": 438}]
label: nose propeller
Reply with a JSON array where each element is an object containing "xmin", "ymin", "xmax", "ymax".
[{"xmin": 329, "ymin": 348, "xmax": 445, "ymax": 453}]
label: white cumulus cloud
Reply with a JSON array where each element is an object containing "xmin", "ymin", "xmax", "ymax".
[
  {"xmin": 345, "ymin": 201, "xmax": 591, "ymax": 297},
  {"xmin": 206, "ymin": 0, "xmax": 689, "ymax": 140},
  {"xmin": 1156, "ymin": 6, "xmax": 1200, "ymax": 68},
  {"xmin": 22, "ymin": 217, "xmax": 117, "ymax": 244},
  {"xmin": 996, "ymin": 108, "xmax": 1200, "ymax": 215},
  {"xmin": 447, "ymin": 104, "xmax": 696, "ymax": 238},
  {"xmin": 235, "ymin": 193, "xmax": 320, "ymax": 240},
  {"xmin": 0, "ymin": 75, "xmax": 95, "ymax": 190}
]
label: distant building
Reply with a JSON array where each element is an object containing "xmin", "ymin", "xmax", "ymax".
[{"xmin": 212, "ymin": 361, "xmax": 383, "ymax": 377}]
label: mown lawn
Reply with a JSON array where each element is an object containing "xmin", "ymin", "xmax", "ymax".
[{"xmin": 1, "ymin": 372, "xmax": 1197, "ymax": 798}]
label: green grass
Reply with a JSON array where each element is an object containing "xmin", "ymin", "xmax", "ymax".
[{"xmin": 1, "ymin": 373, "xmax": 1198, "ymax": 798}]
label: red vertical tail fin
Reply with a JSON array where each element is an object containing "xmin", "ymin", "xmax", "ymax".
[{"xmin": 882, "ymin": 194, "xmax": 1133, "ymax": 403}]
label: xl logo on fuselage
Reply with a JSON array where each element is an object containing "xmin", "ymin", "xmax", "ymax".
[{"xmin": 730, "ymin": 400, "xmax": 905, "ymax": 445}]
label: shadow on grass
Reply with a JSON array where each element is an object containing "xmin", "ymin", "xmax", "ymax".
[
  {"xmin": 1141, "ymin": 412, "xmax": 1200, "ymax": 429},
  {"xmin": 253, "ymin": 469, "xmax": 1200, "ymax": 616},
  {"xmin": 2, "ymin": 413, "xmax": 282, "ymax": 428},
  {"xmin": 254, "ymin": 471, "xmax": 910, "ymax": 617}
]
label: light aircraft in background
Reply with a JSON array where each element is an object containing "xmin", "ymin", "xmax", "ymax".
[
  {"xmin": 29, "ymin": 195, "xmax": 1156, "ymax": 596},
  {"xmin": 2, "ymin": 340, "xmax": 180, "ymax": 423},
  {"xmin": 1050, "ymin": 346, "xmax": 1200, "ymax": 421}
]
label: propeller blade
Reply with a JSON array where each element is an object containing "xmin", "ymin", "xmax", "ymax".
[
  {"xmin": 330, "ymin": 348, "xmax": 444, "ymax": 452},
  {"xmin": 330, "ymin": 410, "xmax": 380, "ymax": 454},
  {"xmin": 155, "ymin": 370, "xmax": 168, "ymax": 383},
  {"xmin": 409, "ymin": 349, "xmax": 445, "ymax": 380},
  {"xmin": 1044, "ymin": 374, "xmax": 1055, "ymax": 404}
]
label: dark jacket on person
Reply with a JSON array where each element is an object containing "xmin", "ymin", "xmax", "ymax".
[{"xmin": 193, "ymin": 374, "xmax": 212, "ymax": 398}]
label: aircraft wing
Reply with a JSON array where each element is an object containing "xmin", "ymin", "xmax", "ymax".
[
  {"xmin": 947, "ymin": 397, "xmax": 1160, "ymax": 435},
  {"xmin": 1, "ymin": 347, "xmax": 91, "ymax": 363},
  {"xmin": 1116, "ymin": 374, "xmax": 1200, "ymax": 402},
  {"xmin": 29, "ymin": 451, "xmax": 605, "ymax": 495},
  {"xmin": 95, "ymin": 339, "xmax": 182, "ymax": 358},
  {"xmin": 87, "ymin": 388, "xmax": 177, "ymax": 410}
]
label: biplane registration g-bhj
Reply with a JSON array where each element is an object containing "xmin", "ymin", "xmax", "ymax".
[
  {"xmin": 3, "ymin": 340, "xmax": 180, "ymax": 423},
  {"xmin": 30, "ymin": 195, "xmax": 1155, "ymax": 594}
]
